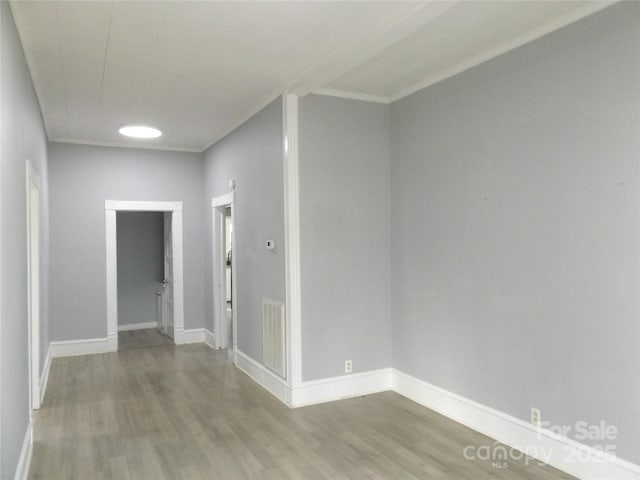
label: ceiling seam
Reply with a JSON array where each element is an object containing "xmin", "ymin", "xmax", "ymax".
[
  {"xmin": 54, "ymin": 1, "xmax": 70, "ymax": 139},
  {"xmin": 95, "ymin": 0, "xmax": 115, "ymax": 138}
]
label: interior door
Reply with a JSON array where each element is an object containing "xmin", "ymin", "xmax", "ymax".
[{"xmin": 163, "ymin": 212, "xmax": 174, "ymax": 339}]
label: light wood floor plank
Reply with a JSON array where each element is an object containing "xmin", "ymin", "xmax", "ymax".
[{"xmin": 30, "ymin": 344, "xmax": 576, "ymax": 479}]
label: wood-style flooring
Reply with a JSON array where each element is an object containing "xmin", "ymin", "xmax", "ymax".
[
  {"xmin": 29, "ymin": 344, "xmax": 576, "ymax": 479},
  {"xmin": 118, "ymin": 328, "xmax": 173, "ymax": 350}
]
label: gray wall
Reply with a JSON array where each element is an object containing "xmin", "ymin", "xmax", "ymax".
[
  {"xmin": 117, "ymin": 212, "xmax": 164, "ymax": 327},
  {"xmin": 298, "ymin": 95, "xmax": 391, "ymax": 381},
  {"xmin": 48, "ymin": 143, "xmax": 206, "ymax": 340},
  {"xmin": 0, "ymin": 2, "xmax": 50, "ymax": 477},
  {"xmin": 203, "ymin": 97, "xmax": 285, "ymax": 364},
  {"xmin": 389, "ymin": 2, "xmax": 640, "ymax": 463}
]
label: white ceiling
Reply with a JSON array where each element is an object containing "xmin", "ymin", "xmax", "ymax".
[{"xmin": 10, "ymin": 0, "xmax": 615, "ymax": 152}]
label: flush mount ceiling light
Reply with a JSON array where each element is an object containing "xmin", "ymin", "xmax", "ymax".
[{"xmin": 118, "ymin": 125, "xmax": 162, "ymax": 139}]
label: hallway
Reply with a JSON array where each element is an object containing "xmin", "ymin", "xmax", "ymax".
[{"xmin": 29, "ymin": 345, "xmax": 574, "ymax": 480}]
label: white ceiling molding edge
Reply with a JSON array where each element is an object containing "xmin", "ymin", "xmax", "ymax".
[
  {"xmin": 388, "ymin": 0, "xmax": 619, "ymax": 103},
  {"xmin": 9, "ymin": 1, "xmax": 56, "ymax": 141},
  {"xmin": 50, "ymin": 137, "xmax": 201, "ymax": 154},
  {"xmin": 312, "ymin": 89, "xmax": 390, "ymax": 105}
]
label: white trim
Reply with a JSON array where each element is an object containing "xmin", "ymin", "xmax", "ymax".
[
  {"xmin": 50, "ymin": 337, "xmax": 117, "ymax": 358},
  {"xmin": 105, "ymin": 208, "xmax": 118, "ymax": 350},
  {"xmin": 173, "ymin": 326, "xmax": 185, "ymax": 345},
  {"xmin": 105, "ymin": 200, "xmax": 185, "ymax": 349},
  {"xmin": 233, "ymin": 356, "xmax": 391, "ymax": 410},
  {"xmin": 204, "ymin": 329, "xmax": 216, "ymax": 349},
  {"xmin": 388, "ymin": 1, "xmax": 617, "ymax": 103},
  {"xmin": 211, "ymin": 192, "xmax": 234, "ymax": 208},
  {"xmin": 49, "ymin": 137, "xmax": 201, "ymax": 153},
  {"xmin": 8, "ymin": 3, "xmax": 54, "ymax": 141},
  {"xmin": 230, "ymin": 201, "xmax": 237, "ymax": 364},
  {"xmin": 183, "ymin": 328, "xmax": 205, "ymax": 344},
  {"xmin": 14, "ymin": 421, "xmax": 33, "ymax": 480},
  {"xmin": 25, "ymin": 160, "xmax": 41, "ymax": 411},
  {"xmin": 211, "ymin": 192, "xmax": 236, "ymax": 353},
  {"xmin": 392, "ymin": 369, "xmax": 640, "ymax": 480},
  {"xmin": 39, "ymin": 346, "xmax": 52, "ymax": 406},
  {"xmin": 171, "ymin": 210, "xmax": 185, "ymax": 344},
  {"xmin": 291, "ymin": 369, "xmax": 392, "ymax": 408},
  {"xmin": 235, "ymin": 350, "xmax": 292, "ymax": 406},
  {"xmin": 117, "ymin": 322, "xmax": 158, "ymax": 332},
  {"xmin": 105, "ymin": 200, "xmax": 183, "ymax": 212},
  {"xmin": 178, "ymin": 328, "xmax": 216, "ymax": 347},
  {"xmin": 313, "ymin": 89, "xmax": 390, "ymax": 105},
  {"xmin": 282, "ymin": 94, "xmax": 302, "ymax": 388},
  {"xmin": 211, "ymin": 205, "xmax": 224, "ymax": 348}
]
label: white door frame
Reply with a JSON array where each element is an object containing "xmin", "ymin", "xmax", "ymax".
[
  {"xmin": 26, "ymin": 160, "xmax": 41, "ymax": 410},
  {"xmin": 105, "ymin": 200, "xmax": 185, "ymax": 350},
  {"xmin": 283, "ymin": 94, "xmax": 302, "ymax": 387},
  {"xmin": 211, "ymin": 193, "xmax": 237, "ymax": 361}
]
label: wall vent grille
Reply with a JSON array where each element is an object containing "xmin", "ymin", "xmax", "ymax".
[{"xmin": 263, "ymin": 299, "xmax": 285, "ymax": 378}]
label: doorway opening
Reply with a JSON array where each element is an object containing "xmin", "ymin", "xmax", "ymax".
[
  {"xmin": 105, "ymin": 201, "xmax": 185, "ymax": 351},
  {"xmin": 212, "ymin": 193, "xmax": 236, "ymax": 362},
  {"xmin": 26, "ymin": 160, "xmax": 41, "ymax": 410},
  {"xmin": 115, "ymin": 211, "xmax": 173, "ymax": 350}
]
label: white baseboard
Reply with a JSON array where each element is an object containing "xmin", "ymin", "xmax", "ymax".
[
  {"xmin": 174, "ymin": 326, "xmax": 185, "ymax": 345},
  {"xmin": 291, "ymin": 368, "xmax": 392, "ymax": 407},
  {"xmin": 50, "ymin": 336, "xmax": 117, "ymax": 358},
  {"xmin": 235, "ymin": 350, "xmax": 291, "ymax": 406},
  {"xmin": 233, "ymin": 352, "xmax": 392, "ymax": 409},
  {"xmin": 183, "ymin": 328, "xmax": 205, "ymax": 344},
  {"xmin": 183, "ymin": 328, "xmax": 215, "ymax": 346},
  {"xmin": 203, "ymin": 329, "xmax": 215, "ymax": 349},
  {"xmin": 170, "ymin": 327, "xmax": 216, "ymax": 347},
  {"xmin": 117, "ymin": 321, "xmax": 157, "ymax": 332},
  {"xmin": 49, "ymin": 328, "xmax": 213, "ymax": 358},
  {"xmin": 39, "ymin": 346, "xmax": 52, "ymax": 405},
  {"xmin": 14, "ymin": 420, "xmax": 32, "ymax": 480},
  {"xmin": 392, "ymin": 369, "xmax": 640, "ymax": 480}
]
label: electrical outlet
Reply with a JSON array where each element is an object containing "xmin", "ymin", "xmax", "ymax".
[
  {"xmin": 345, "ymin": 360, "xmax": 353, "ymax": 374},
  {"xmin": 531, "ymin": 407, "xmax": 541, "ymax": 426}
]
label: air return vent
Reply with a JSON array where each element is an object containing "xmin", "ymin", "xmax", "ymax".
[{"xmin": 263, "ymin": 299, "xmax": 285, "ymax": 378}]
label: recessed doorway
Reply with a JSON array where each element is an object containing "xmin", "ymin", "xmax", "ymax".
[
  {"xmin": 105, "ymin": 201, "xmax": 185, "ymax": 351},
  {"xmin": 115, "ymin": 211, "xmax": 173, "ymax": 350},
  {"xmin": 212, "ymin": 193, "xmax": 236, "ymax": 361}
]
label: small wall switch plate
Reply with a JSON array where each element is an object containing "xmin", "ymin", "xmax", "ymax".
[{"xmin": 266, "ymin": 240, "xmax": 275, "ymax": 250}]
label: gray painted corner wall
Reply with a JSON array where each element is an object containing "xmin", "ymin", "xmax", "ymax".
[
  {"xmin": 48, "ymin": 143, "xmax": 206, "ymax": 340},
  {"xmin": 116, "ymin": 212, "xmax": 164, "ymax": 327},
  {"xmin": 0, "ymin": 2, "xmax": 50, "ymax": 477},
  {"xmin": 203, "ymin": 97, "xmax": 285, "ymax": 364},
  {"xmin": 298, "ymin": 95, "xmax": 391, "ymax": 381},
  {"xmin": 389, "ymin": 2, "xmax": 640, "ymax": 463}
]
